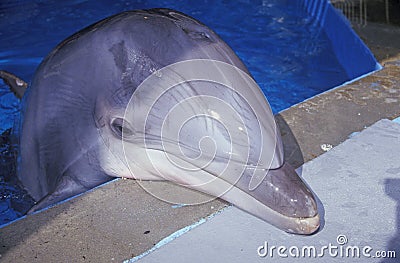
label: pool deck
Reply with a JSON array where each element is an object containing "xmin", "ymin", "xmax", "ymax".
[
  {"xmin": 130, "ymin": 118, "xmax": 400, "ymax": 263},
  {"xmin": 1, "ymin": 24, "xmax": 400, "ymax": 263}
]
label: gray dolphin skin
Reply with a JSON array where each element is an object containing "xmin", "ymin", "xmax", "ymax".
[{"xmin": 13, "ymin": 8, "xmax": 319, "ymax": 234}]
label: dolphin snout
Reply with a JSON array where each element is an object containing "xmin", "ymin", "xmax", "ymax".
[
  {"xmin": 231, "ymin": 162, "xmax": 320, "ymax": 235},
  {"xmin": 261, "ymin": 162, "xmax": 320, "ymax": 234},
  {"xmin": 262, "ymin": 162, "xmax": 318, "ymax": 219}
]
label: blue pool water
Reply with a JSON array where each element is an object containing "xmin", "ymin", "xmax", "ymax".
[{"xmin": 0, "ymin": 0, "xmax": 374, "ymax": 225}]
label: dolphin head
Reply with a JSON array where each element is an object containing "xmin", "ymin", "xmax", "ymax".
[
  {"xmin": 97, "ymin": 57, "xmax": 319, "ymax": 234},
  {"xmin": 90, "ymin": 10, "xmax": 319, "ymax": 234}
]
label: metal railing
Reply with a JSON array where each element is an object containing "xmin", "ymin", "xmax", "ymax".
[{"xmin": 330, "ymin": 0, "xmax": 392, "ymax": 27}]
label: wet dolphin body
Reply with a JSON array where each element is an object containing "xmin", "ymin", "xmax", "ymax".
[{"xmin": 8, "ymin": 8, "xmax": 319, "ymax": 234}]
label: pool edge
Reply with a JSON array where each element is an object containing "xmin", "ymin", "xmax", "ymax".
[{"xmin": 276, "ymin": 56, "xmax": 400, "ymax": 168}]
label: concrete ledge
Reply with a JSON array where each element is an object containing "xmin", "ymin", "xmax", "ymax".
[
  {"xmin": 277, "ymin": 59, "xmax": 400, "ymax": 168},
  {"xmin": 0, "ymin": 180, "xmax": 227, "ymax": 262}
]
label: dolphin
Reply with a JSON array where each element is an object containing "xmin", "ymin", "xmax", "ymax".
[{"xmin": 3, "ymin": 8, "xmax": 319, "ymax": 234}]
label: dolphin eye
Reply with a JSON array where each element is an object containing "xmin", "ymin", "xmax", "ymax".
[{"xmin": 110, "ymin": 117, "xmax": 134, "ymax": 138}]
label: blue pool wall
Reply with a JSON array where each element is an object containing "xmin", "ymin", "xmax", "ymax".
[{"xmin": 299, "ymin": 0, "xmax": 381, "ymax": 79}]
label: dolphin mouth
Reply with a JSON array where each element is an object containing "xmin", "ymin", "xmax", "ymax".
[
  {"xmin": 290, "ymin": 214, "xmax": 320, "ymax": 235},
  {"xmin": 264, "ymin": 212, "xmax": 320, "ymax": 235}
]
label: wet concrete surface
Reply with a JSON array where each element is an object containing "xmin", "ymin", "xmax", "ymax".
[
  {"xmin": 277, "ymin": 58, "xmax": 400, "ymax": 168},
  {"xmin": 0, "ymin": 180, "xmax": 227, "ymax": 262}
]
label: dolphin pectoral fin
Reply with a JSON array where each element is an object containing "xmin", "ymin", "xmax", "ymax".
[
  {"xmin": 0, "ymin": 70, "xmax": 28, "ymax": 99},
  {"xmin": 27, "ymin": 168, "xmax": 113, "ymax": 214},
  {"xmin": 27, "ymin": 175, "xmax": 89, "ymax": 214}
]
